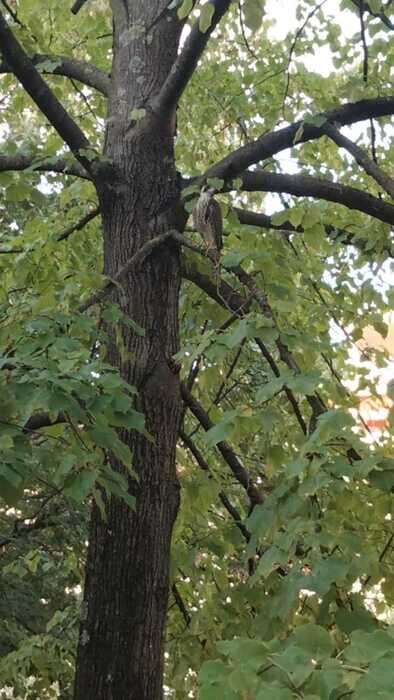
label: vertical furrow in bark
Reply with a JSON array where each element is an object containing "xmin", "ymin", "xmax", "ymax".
[{"xmin": 73, "ymin": 2, "xmax": 183, "ymax": 698}]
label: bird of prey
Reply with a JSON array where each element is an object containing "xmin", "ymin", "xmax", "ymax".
[{"xmin": 192, "ymin": 185, "xmax": 223, "ymax": 262}]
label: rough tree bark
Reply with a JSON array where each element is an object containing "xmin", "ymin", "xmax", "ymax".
[{"xmin": 73, "ymin": 2, "xmax": 183, "ymax": 698}]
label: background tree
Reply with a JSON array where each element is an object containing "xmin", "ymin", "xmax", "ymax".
[{"xmin": 0, "ymin": 1, "xmax": 393, "ymax": 699}]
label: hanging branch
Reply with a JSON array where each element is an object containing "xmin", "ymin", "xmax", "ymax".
[
  {"xmin": 180, "ymin": 428, "xmax": 251, "ymax": 541},
  {"xmin": 154, "ymin": 0, "xmax": 233, "ymax": 117},
  {"xmin": 239, "ymin": 170, "xmax": 394, "ymax": 225},
  {"xmin": 213, "ymin": 341, "xmax": 245, "ymax": 406},
  {"xmin": 0, "ymin": 11, "xmax": 94, "ymax": 171},
  {"xmin": 180, "ymin": 383, "xmax": 264, "ymax": 509},
  {"xmin": 171, "ymin": 583, "xmax": 192, "ymax": 628},
  {"xmin": 322, "ymin": 122, "xmax": 394, "ymax": 199},
  {"xmin": 253, "ymin": 338, "xmax": 308, "ymax": 435},
  {"xmin": 0, "ymin": 54, "xmax": 110, "ymax": 95},
  {"xmin": 204, "ymin": 96, "xmax": 394, "ymax": 181},
  {"xmin": 356, "ymin": 2, "xmax": 383, "ymax": 174},
  {"xmin": 57, "ymin": 206, "xmax": 100, "ymax": 241}
]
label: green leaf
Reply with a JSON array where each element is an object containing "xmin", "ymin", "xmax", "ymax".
[
  {"xmin": 35, "ymin": 58, "xmax": 62, "ymax": 73},
  {"xmin": 271, "ymin": 210, "xmax": 291, "ymax": 227},
  {"xmin": 207, "ymin": 177, "xmax": 224, "ymax": 190},
  {"xmin": 64, "ymin": 469, "xmax": 97, "ymax": 502},
  {"xmin": 203, "ymin": 410, "xmax": 238, "ymax": 447},
  {"xmin": 292, "ymin": 624, "xmax": 334, "ymax": 660},
  {"xmin": 344, "ymin": 630, "xmax": 394, "ymax": 665},
  {"xmin": 243, "ymin": 0, "xmax": 265, "ymax": 32},
  {"xmin": 177, "ymin": 0, "xmax": 193, "ymax": 19},
  {"xmin": 354, "ymin": 658, "xmax": 394, "ymax": 697},
  {"xmin": 199, "ymin": 2, "xmax": 215, "ymax": 33},
  {"xmin": 304, "ymin": 114, "xmax": 328, "ymax": 127},
  {"xmin": 288, "ymin": 208, "xmax": 304, "ymax": 228},
  {"xmin": 288, "ymin": 371, "xmax": 321, "ymax": 394},
  {"xmin": 271, "ymin": 645, "xmax": 314, "ymax": 687},
  {"xmin": 221, "ymin": 250, "xmax": 245, "ymax": 267},
  {"xmin": 129, "ymin": 108, "xmax": 147, "ymax": 123}
]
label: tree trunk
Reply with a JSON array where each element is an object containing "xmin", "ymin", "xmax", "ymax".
[{"xmin": 73, "ymin": 3, "xmax": 183, "ymax": 698}]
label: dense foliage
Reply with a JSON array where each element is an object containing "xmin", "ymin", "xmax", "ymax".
[{"xmin": 0, "ymin": 0, "xmax": 393, "ymax": 698}]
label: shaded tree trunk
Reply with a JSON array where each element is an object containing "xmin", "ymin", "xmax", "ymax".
[{"xmin": 73, "ymin": 2, "xmax": 183, "ymax": 698}]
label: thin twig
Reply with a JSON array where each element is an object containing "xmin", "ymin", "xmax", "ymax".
[
  {"xmin": 363, "ymin": 532, "xmax": 394, "ymax": 586},
  {"xmin": 322, "ymin": 122, "xmax": 394, "ymax": 198},
  {"xmin": 180, "ymin": 428, "xmax": 250, "ymax": 541},
  {"xmin": 238, "ymin": 1, "xmax": 258, "ymax": 60},
  {"xmin": 282, "ymin": 0, "xmax": 328, "ymax": 115},
  {"xmin": 358, "ymin": 1, "xmax": 369, "ymax": 83},
  {"xmin": 213, "ymin": 340, "xmax": 245, "ymax": 405},
  {"xmin": 57, "ymin": 206, "xmax": 100, "ymax": 241}
]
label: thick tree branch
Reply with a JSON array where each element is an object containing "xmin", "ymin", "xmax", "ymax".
[
  {"xmin": 154, "ymin": 0, "xmax": 233, "ymax": 116},
  {"xmin": 240, "ymin": 170, "xmax": 394, "ymax": 225},
  {"xmin": 205, "ymin": 96, "xmax": 394, "ymax": 180},
  {"xmin": 181, "ymin": 253, "xmax": 252, "ymax": 315},
  {"xmin": 0, "ymin": 153, "xmax": 90, "ymax": 178},
  {"xmin": 180, "ymin": 428, "xmax": 250, "ymax": 540},
  {"xmin": 0, "ymin": 54, "xmax": 110, "ymax": 95},
  {"xmin": 171, "ymin": 582, "xmax": 192, "ymax": 628},
  {"xmin": 0, "ymin": 11, "xmax": 93, "ymax": 169},
  {"xmin": 233, "ymin": 207, "xmax": 394, "ymax": 257},
  {"xmin": 180, "ymin": 383, "xmax": 263, "ymax": 508},
  {"xmin": 322, "ymin": 122, "xmax": 394, "ymax": 199}
]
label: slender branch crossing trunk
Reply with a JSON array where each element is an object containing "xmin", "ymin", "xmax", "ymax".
[{"xmin": 73, "ymin": 3, "xmax": 183, "ymax": 698}]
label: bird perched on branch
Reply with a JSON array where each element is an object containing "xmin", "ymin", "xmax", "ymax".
[{"xmin": 192, "ymin": 185, "xmax": 223, "ymax": 262}]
